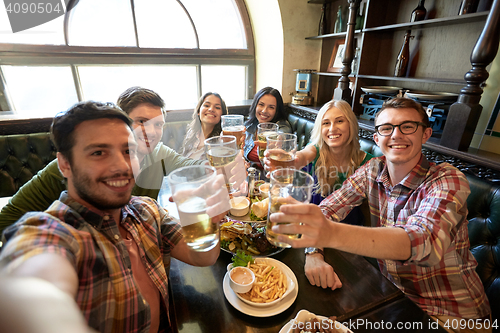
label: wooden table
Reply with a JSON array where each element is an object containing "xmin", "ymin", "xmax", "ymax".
[{"xmin": 169, "ymin": 247, "xmax": 446, "ymax": 332}]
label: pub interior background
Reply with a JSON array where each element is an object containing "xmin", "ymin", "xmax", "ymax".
[{"xmin": 0, "ymin": 0, "xmax": 499, "ymax": 156}]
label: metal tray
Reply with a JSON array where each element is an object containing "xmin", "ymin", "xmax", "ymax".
[
  {"xmin": 405, "ymin": 91, "xmax": 458, "ymax": 101},
  {"xmin": 361, "ymin": 86, "xmax": 403, "ymax": 94}
]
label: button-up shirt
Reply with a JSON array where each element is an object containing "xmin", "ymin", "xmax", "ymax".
[
  {"xmin": 0, "ymin": 192, "xmax": 183, "ymax": 333},
  {"xmin": 320, "ymin": 155, "xmax": 490, "ymax": 319}
]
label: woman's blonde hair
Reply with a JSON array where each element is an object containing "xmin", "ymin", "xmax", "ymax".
[{"xmin": 309, "ymin": 99, "xmax": 364, "ymax": 196}]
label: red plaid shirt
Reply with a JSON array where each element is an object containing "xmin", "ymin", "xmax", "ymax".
[
  {"xmin": 320, "ymin": 154, "xmax": 491, "ymax": 319},
  {"xmin": 0, "ymin": 192, "xmax": 182, "ymax": 333}
]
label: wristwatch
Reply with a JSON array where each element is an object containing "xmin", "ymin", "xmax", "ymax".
[{"xmin": 305, "ymin": 247, "xmax": 324, "ymax": 257}]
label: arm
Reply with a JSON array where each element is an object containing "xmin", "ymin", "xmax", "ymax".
[
  {"xmin": 271, "ymin": 203, "xmax": 411, "ymax": 260},
  {"xmin": 4, "ymin": 253, "xmax": 79, "ymax": 297},
  {"xmin": 0, "ymin": 159, "xmax": 66, "ymax": 233},
  {"xmin": 304, "ymin": 252, "xmax": 342, "ymax": 290},
  {"xmin": 0, "ymin": 277, "xmax": 92, "ymax": 333}
]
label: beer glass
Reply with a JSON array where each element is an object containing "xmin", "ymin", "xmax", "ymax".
[
  {"xmin": 266, "ymin": 168, "xmax": 314, "ymax": 248},
  {"xmin": 167, "ymin": 165, "xmax": 219, "ymax": 252},
  {"xmin": 221, "ymin": 115, "xmax": 245, "ymax": 148},
  {"xmin": 204, "ymin": 135, "xmax": 239, "ymax": 193},
  {"xmin": 266, "ymin": 133, "xmax": 297, "ymax": 170},
  {"xmin": 256, "ymin": 122, "xmax": 279, "ymax": 165}
]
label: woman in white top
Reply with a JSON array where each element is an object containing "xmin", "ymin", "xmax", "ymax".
[{"xmin": 180, "ymin": 92, "xmax": 228, "ymax": 160}]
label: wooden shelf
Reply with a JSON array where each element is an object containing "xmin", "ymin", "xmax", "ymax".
[
  {"xmin": 314, "ymin": 72, "xmax": 356, "ymax": 77},
  {"xmin": 307, "ymin": 0, "xmax": 335, "ymax": 4},
  {"xmin": 356, "ymin": 75, "xmax": 466, "ymax": 86},
  {"xmin": 306, "ymin": 30, "xmax": 362, "ymax": 40},
  {"xmin": 364, "ymin": 12, "xmax": 489, "ymax": 33}
]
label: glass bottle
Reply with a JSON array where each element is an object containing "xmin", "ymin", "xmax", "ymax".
[
  {"xmin": 458, "ymin": 0, "xmax": 479, "ymax": 15},
  {"xmin": 410, "ymin": 0, "xmax": 426, "ymax": 22},
  {"xmin": 352, "ymin": 47, "xmax": 360, "ymax": 74},
  {"xmin": 355, "ymin": 1, "xmax": 366, "ymax": 30},
  {"xmin": 318, "ymin": 3, "xmax": 327, "ymax": 35},
  {"xmin": 394, "ymin": 32, "xmax": 413, "ymax": 77},
  {"xmin": 334, "ymin": 6, "xmax": 342, "ymax": 33}
]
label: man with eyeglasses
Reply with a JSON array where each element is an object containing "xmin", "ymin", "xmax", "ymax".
[{"xmin": 269, "ymin": 97, "xmax": 491, "ymax": 332}]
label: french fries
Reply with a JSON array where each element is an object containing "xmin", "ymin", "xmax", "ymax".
[{"xmin": 238, "ymin": 261, "xmax": 288, "ymax": 303}]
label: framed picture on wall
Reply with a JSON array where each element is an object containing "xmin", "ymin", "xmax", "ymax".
[{"xmin": 327, "ymin": 39, "xmax": 346, "ymax": 73}]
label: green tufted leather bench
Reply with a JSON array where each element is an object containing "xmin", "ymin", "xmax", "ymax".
[{"xmin": 0, "ymin": 133, "xmax": 57, "ymax": 197}]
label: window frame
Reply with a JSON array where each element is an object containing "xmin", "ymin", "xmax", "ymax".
[{"xmin": 0, "ymin": 0, "xmax": 255, "ymax": 112}]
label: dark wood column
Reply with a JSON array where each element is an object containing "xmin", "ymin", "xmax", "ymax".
[{"xmin": 333, "ymin": 0, "xmax": 360, "ymax": 104}]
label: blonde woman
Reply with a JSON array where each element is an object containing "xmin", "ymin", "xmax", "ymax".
[{"xmin": 265, "ymin": 99, "xmax": 373, "ymax": 290}]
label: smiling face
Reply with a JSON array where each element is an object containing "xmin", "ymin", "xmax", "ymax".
[
  {"xmin": 374, "ymin": 107, "xmax": 432, "ymax": 172},
  {"xmin": 321, "ymin": 107, "xmax": 350, "ymax": 150},
  {"xmin": 58, "ymin": 118, "xmax": 139, "ymax": 213},
  {"xmin": 199, "ymin": 94, "xmax": 223, "ymax": 129},
  {"xmin": 255, "ymin": 94, "xmax": 277, "ymax": 123},
  {"xmin": 128, "ymin": 103, "xmax": 164, "ymax": 158}
]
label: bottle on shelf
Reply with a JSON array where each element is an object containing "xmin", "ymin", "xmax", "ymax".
[
  {"xmin": 410, "ymin": 0, "xmax": 426, "ymax": 22},
  {"xmin": 355, "ymin": 1, "xmax": 366, "ymax": 30},
  {"xmin": 352, "ymin": 47, "xmax": 360, "ymax": 74},
  {"xmin": 318, "ymin": 3, "xmax": 327, "ymax": 35},
  {"xmin": 334, "ymin": 5, "xmax": 342, "ymax": 33},
  {"xmin": 458, "ymin": 0, "xmax": 479, "ymax": 14},
  {"xmin": 394, "ymin": 32, "xmax": 414, "ymax": 77}
]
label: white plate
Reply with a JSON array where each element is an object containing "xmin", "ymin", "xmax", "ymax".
[
  {"xmin": 228, "ymin": 258, "xmax": 296, "ymax": 307},
  {"xmin": 223, "ymin": 258, "xmax": 298, "ymax": 317},
  {"xmin": 361, "ymin": 86, "xmax": 402, "ymax": 94},
  {"xmin": 405, "ymin": 91, "xmax": 458, "ymax": 101},
  {"xmin": 279, "ymin": 309, "xmax": 353, "ymax": 333}
]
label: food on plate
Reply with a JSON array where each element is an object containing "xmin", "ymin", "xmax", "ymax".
[
  {"xmin": 230, "ymin": 197, "xmax": 250, "ymax": 216},
  {"xmin": 238, "ymin": 261, "xmax": 287, "ymax": 303},
  {"xmin": 289, "ymin": 313, "xmax": 343, "ymax": 333},
  {"xmin": 229, "ymin": 266, "xmax": 255, "ymax": 293},
  {"xmin": 251, "ymin": 197, "xmax": 269, "ymax": 219},
  {"xmin": 231, "ymin": 250, "xmax": 254, "ymax": 267},
  {"xmin": 220, "ymin": 219, "xmax": 278, "ymax": 255},
  {"xmin": 288, "ymin": 317, "xmax": 344, "ymax": 333}
]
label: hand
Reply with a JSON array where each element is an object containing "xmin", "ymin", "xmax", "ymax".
[
  {"xmin": 239, "ymin": 133, "xmax": 246, "ymax": 149},
  {"xmin": 270, "ymin": 203, "xmax": 336, "ymax": 249},
  {"xmin": 171, "ymin": 174, "xmax": 230, "ymax": 220},
  {"xmin": 304, "ymin": 254, "xmax": 342, "ymax": 290},
  {"xmin": 221, "ymin": 150, "xmax": 247, "ymax": 195}
]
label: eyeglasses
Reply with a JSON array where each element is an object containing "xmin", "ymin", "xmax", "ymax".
[{"xmin": 375, "ymin": 121, "xmax": 427, "ymax": 136}]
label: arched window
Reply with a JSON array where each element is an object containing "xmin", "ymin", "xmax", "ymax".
[{"xmin": 0, "ymin": 0, "xmax": 254, "ymax": 114}]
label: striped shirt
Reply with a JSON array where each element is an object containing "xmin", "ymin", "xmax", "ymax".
[
  {"xmin": 320, "ymin": 155, "xmax": 491, "ymax": 319},
  {"xmin": 0, "ymin": 192, "xmax": 183, "ymax": 333}
]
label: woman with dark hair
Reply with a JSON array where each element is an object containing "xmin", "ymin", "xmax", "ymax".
[
  {"xmin": 243, "ymin": 87, "xmax": 291, "ymax": 170},
  {"xmin": 180, "ymin": 92, "xmax": 228, "ymax": 160}
]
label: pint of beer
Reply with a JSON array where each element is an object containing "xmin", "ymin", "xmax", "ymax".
[
  {"xmin": 221, "ymin": 115, "xmax": 245, "ymax": 148},
  {"xmin": 257, "ymin": 122, "xmax": 279, "ymax": 164},
  {"xmin": 204, "ymin": 135, "xmax": 239, "ymax": 193},
  {"xmin": 266, "ymin": 133, "xmax": 297, "ymax": 170},
  {"xmin": 266, "ymin": 168, "xmax": 313, "ymax": 248},
  {"xmin": 168, "ymin": 165, "xmax": 220, "ymax": 252}
]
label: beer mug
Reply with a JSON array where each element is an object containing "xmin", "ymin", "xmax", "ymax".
[
  {"xmin": 167, "ymin": 165, "xmax": 220, "ymax": 252},
  {"xmin": 256, "ymin": 122, "xmax": 279, "ymax": 165},
  {"xmin": 204, "ymin": 135, "xmax": 239, "ymax": 193},
  {"xmin": 266, "ymin": 168, "xmax": 314, "ymax": 248},
  {"xmin": 266, "ymin": 133, "xmax": 297, "ymax": 170},
  {"xmin": 221, "ymin": 115, "xmax": 245, "ymax": 149}
]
